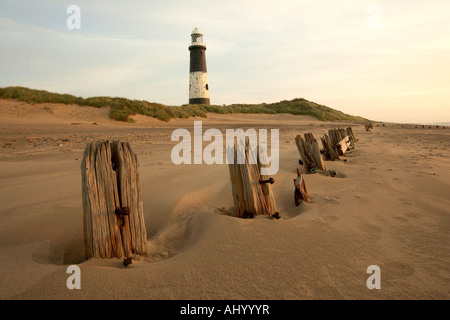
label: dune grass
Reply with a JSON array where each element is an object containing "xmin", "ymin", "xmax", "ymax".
[{"xmin": 0, "ymin": 86, "xmax": 368, "ymax": 122}]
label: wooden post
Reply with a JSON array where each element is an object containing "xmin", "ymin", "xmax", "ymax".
[
  {"xmin": 336, "ymin": 135, "xmax": 351, "ymax": 155},
  {"xmin": 327, "ymin": 129, "xmax": 340, "ymax": 152},
  {"xmin": 296, "ymin": 133, "xmax": 327, "ymax": 173},
  {"xmin": 328, "ymin": 129, "xmax": 350, "ymax": 157},
  {"xmin": 321, "ymin": 128, "xmax": 356, "ymax": 160},
  {"xmin": 346, "ymin": 127, "xmax": 356, "ymax": 145},
  {"xmin": 294, "ymin": 168, "xmax": 310, "ymax": 206},
  {"xmin": 228, "ymin": 138, "xmax": 277, "ymax": 218},
  {"xmin": 320, "ymin": 133, "xmax": 339, "ymax": 161},
  {"xmin": 81, "ymin": 140, "xmax": 147, "ymax": 265}
]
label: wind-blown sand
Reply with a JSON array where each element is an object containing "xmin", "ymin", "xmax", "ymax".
[{"xmin": 0, "ymin": 99, "xmax": 449, "ymax": 300}]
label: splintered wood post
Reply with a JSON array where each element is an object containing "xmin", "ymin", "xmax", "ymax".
[
  {"xmin": 328, "ymin": 128, "xmax": 349, "ymax": 157},
  {"xmin": 336, "ymin": 135, "xmax": 351, "ymax": 155},
  {"xmin": 228, "ymin": 138, "xmax": 277, "ymax": 218},
  {"xmin": 258, "ymin": 144, "xmax": 277, "ymax": 216},
  {"xmin": 346, "ymin": 127, "xmax": 356, "ymax": 146},
  {"xmin": 320, "ymin": 133, "xmax": 339, "ymax": 161},
  {"xmin": 295, "ymin": 135, "xmax": 309, "ymax": 172},
  {"xmin": 294, "ymin": 168, "xmax": 310, "ymax": 206},
  {"xmin": 327, "ymin": 129, "xmax": 339, "ymax": 153},
  {"xmin": 338, "ymin": 128, "xmax": 347, "ymax": 141},
  {"xmin": 295, "ymin": 133, "xmax": 327, "ymax": 173},
  {"xmin": 81, "ymin": 140, "xmax": 147, "ymax": 266},
  {"xmin": 304, "ymin": 133, "xmax": 326, "ymax": 171}
]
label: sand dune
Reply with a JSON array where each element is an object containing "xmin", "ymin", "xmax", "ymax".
[{"xmin": 0, "ymin": 99, "xmax": 449, "ymax": 300}]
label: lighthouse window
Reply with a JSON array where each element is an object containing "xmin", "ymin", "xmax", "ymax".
[{"xmin": 206, "ymin": 84, "xmax": 209, "ymax": 90}]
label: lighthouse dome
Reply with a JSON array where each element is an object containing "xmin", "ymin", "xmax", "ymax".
[
  {"xmin": 191, "ymin": 27, "xmax": 203, "ymax": 35},
  {"xmin": 190, "ymin": 27, "xmax": 204, "ymax": 46}
]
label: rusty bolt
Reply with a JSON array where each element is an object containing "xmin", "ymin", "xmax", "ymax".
[
  {"xmin": 259, "ymin": 177, "xmax": 275, "ymax": 184},
  {"xmin": 115, "ymin": 207, "xmax": 130, "ymax": 216},
  {"xmin": 123, "ymin": 257, "xmax": 132, "ymax": 267}
]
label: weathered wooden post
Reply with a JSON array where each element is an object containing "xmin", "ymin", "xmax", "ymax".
[
  {"xmin": 321, "ymin": 128, "xmax": 355, "ymax": 161},
  {"xmin": 320, "ymin": 133, "xmax": 339, "ymax": 161},
  {"xmin": 228, "ymin": 138, "xmax": 277, "ymax": 218},
  {"xmin": 328, "ymin": 129, "xmax": 351, "ymax": 157},
  {"xmin": 295, "ymin": 133, "xmax": 327, "ymax": 173},
  {"xmin": 294, "ymin": 168, "xmax": 310, "ymax": 206},
  {"xmin": 336, "ymin": 135, "xmax": 351, "ymax": 156},
  {"xmin": 346, "ymin": 127, "xmax": 357, "ymax": 146},
  {"xmin": 328, "ymin": 129, "xmax": 341, "ymax": 151},
  {"xmin": 81, "ymin": 140, "xmax": 147, "ymax": 266}
]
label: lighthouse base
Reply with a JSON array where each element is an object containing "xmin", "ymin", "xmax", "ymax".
[{"xmin": 189, "ymin": 98, "xmax": 210, "ymax": 105}]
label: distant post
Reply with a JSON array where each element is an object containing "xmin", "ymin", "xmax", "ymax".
[{"xmin": 295, "ymin": 133, "xmax": 327, "ymax": 173}]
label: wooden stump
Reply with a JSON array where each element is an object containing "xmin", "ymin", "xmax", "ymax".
[
  {"xmin": 320, "ymin": 133, "xmax": 339, "ymax": 161},
  {"xmin": 228, "ymin": 139, "xmax": 277, "ymax": 218},
  {"xmin": 295, "ymin": 133, "xmax": 327, "ymax": 173},
  {"xmin": 321, "ymin": 128, "xmax": 355, "ymax": 160},
  {"xmin": 346, "ymin": 127, "xmax": 356, "ymax": 145},
  {"xmin": 327, "ymin": 129, "xmax": 340, "ymax": 153},
  {"xmin": 336, "ymin": 135, "xmax": 351, "ymax": 155},
  {"xmin": 81, "ymin": 140, "xmax": 147, "ymax": 263},
  {"xmin": 294, "ymin": 168, "xmax": 310, "ymax": 206},
  {"xmin": 328, "ymin": 129, "xmax": 350, "ymax": 157}
]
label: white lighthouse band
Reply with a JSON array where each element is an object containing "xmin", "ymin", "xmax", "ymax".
[{"xmin": 189, "ymin": 27, "xmax": 210, "ymax": 105}]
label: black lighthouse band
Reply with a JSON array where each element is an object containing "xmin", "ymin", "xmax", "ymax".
[{"xmin": 189, "ymin": 45, "xmax": 207, "ymax": 73}]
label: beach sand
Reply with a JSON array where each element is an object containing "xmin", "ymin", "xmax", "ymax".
[{"xmin": 0, "ymin": 99, "xmax": 449, "ymax": 299}]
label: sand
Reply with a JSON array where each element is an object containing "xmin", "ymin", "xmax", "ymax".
[{"xmin": 0, "ymin": 99, "xmax": 449, "ymax": 300}]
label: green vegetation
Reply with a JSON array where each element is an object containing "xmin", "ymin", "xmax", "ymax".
[{"xmin": 0, "ymin": 86, "xmax": 368, "ymax": 122}]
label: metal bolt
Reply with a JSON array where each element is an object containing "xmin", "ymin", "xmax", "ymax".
[
  {"xmin": 259, "ymin": 177, "xmax": 275, "ymax": 184},
  {"xmin": 115, "ymin": 207, "xmax": 130, "ymax": 216},
  {"xmin": 123, "ymin": 257, "xmax": 132, "ymax": 267}
]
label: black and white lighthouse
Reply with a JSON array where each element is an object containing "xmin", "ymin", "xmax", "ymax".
[{"xmin": 189, "ymin": 27, "xmax": 210, "ymax": 105}]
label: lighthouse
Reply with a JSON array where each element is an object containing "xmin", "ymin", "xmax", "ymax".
[{"xmin": 189, "ymin": 27, "xmax": 210, "ymax": 105}]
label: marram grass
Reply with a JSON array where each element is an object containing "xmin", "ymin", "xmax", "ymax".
[{"xmin": 0, "ymin": 86, "xmax": 368, "ymax": 122}]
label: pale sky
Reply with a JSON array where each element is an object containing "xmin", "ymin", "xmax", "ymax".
[{"xmin": 0, "ymin": 0, "xmax": 449, "ymax": 123}]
